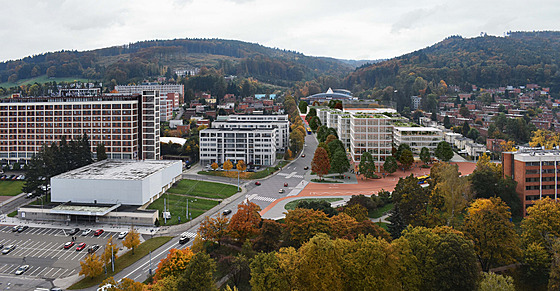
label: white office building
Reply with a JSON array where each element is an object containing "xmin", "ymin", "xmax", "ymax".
[
  {"xmin": 115, "ymin": 84, "xmax": 184, "ymax": 96},
  {"xmin": 199, "ymin": 128, "xmax": 277, "ymax": 166},
  {"xmin": 211, "ymin": 115, "xmax": 289, "ymax": 151},
  {"xmin": 393, "ymin": 125, "xmax": 443, "ymax": 154}
]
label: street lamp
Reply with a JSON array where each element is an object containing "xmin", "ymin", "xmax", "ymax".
[{"xmin": 186, "ymin": 198, "xmax": 197, "ymax": 221}]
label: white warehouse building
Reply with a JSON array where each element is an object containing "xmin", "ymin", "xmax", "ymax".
[{"xmin": 51, "ymin": 159, "xmax": 182, "ymax": 206}]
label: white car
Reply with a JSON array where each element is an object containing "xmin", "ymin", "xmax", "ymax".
[
  {"xmin": 118, "ymin": 231, "xmax": 128, "ymax": 239},
  {"xmin": 2, "ymin": 245, "xmax": 15, "ymax": 254},
  {"xmin": 81, "ymin": 228, "xmax": 92, "ymax": 236},
  {"xmin": 14, "ymin": 264, "xmax": 29, "ymax": 275}
]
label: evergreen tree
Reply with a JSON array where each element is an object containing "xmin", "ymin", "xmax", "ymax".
[{"xmin": 96, "ymin": 144, "xmax": 107, "ymax": 161}]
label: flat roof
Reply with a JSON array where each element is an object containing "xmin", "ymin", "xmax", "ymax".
[
  {"xmin": 393, "ymin": 127, "xmax": 442, "ymax": 132},
  {"xmin": 52, "ymin": 159, "xmax": 181, "ymax": 180}
]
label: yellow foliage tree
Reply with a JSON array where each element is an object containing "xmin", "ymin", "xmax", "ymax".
[
  {"xmin": 197, "ymin": 214, "xmax": 230, "ymax": 245},
  {"xmin": 476, "ymin": 153, "xmax": 502, "ymax": 175},
  {"xmin": 101, "ymin": 235, "xmax": 119, "ymax": 268},
  {"xmin": 149, "ymin": 275, "xmax": 179, "ymax": 291},
  {"xmin": 529, "ymin": 129, "xmax": 560, "ymax": 149},
  {"xmin": 211, "ymin": 162, "xmax": 219, "ymax": 171},
  {"xmin": 228, "ymin": 201, "xmax": 262, "ymax": 240},
  {"xmin": 433, "ymin": 163, "xmax": 473, "ymax": 226},
  {"xmin": 521, "ymin": 197, "xmax": 560, "ymax": 247},
  {"xmin": 99, "ymin": 277, "xmax": 145, "ymax": 291},
  {"xmin": 223, "ymin": 160, "xmax": 233, "ymax": 171},
  {"xmin": 236, "ymin": 160, "xmax": 247, "ymax": 172},
  {"xmin": 123, "ymin": 226, "xmax": 141, "ymax": 254},
  {"xmin": 500, "ymin": 140, "xmax": 517, "ymax": 152},
  {"xmin": 79, "ymin": 253, "xmax": 103, "ymax": 279},
  {"xmin": 154, "ymin": 247, "xmax": 194, "ymax": 281}
]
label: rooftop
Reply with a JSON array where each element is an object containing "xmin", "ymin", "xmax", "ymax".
[
  {"xmin": 393, "ymin": 126, "xmax": 441, "ymax": 132},
  {"xmin": 52, "ymin": 159, "xmax": 181, "ymax": 181}
]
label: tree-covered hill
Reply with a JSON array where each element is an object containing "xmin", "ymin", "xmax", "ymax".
[
  {"xmin": 0, "ymin": 38, "xmax": 353, "ymax": 87},
  {"xmin": 344, "ymin": 31, "xmax": 560, "ymax": 109}
]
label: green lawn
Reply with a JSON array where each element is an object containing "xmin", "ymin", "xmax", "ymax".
[
  {"xmin": 0, "ymin": 75, "xmax": 94, "ymax": 89},
  {"xmin": 147, "ymin": 193, "xmax": 219, "ymax": 226},
  {"xmin": 167, "ymin": 179, "xmax": 238, "ymax": 199},
  {"xmin": 370, "ymin": 203, "xmax": 394, "ymax": 219},
  {"xmin": 0, "ymin": 181, "xmax": 24, "ymax": 196},
  {"xmin": 284, "ymin": 198, "xmax": 343, "ymax": 211},
  {"xmin": 68, "ymin": 236, "xmax": 172, "ymax": 290}
]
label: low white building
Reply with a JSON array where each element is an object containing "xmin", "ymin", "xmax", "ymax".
[
  {"xmin": 51, "ymin": 160, "xmax": 182, "ymax": 206},
  {"xmin": 393, "ymin": 125, "xmax": 443, "ymax": 154}
]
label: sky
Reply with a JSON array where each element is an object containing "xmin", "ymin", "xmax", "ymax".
[{"xmin": 1, "ymin": 0, "xmax": 560, "ymax": 62}]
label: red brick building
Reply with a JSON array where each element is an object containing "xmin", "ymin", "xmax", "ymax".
[{"xmin": 503, "ymin": 150, "xmax": 560, "ymax": 215}]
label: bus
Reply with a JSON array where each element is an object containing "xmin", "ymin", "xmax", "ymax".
[{"xmin": 417, "ymin": 175, "xmax": 430, "ymax": 185}]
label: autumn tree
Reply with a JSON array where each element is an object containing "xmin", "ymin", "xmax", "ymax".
[
  {"xmin": 101, "ymin": 235, "xmax": 119, "ymax": 269},
  {"xmin": 252, "ymin": 219, "xmax": 283, "ymax": 252},
  {"xmin": 99, "ymin": 277, "xmax": 144, "ymax": 291},
  {"xmin": 343, "ymin": 204, "xmax": 368, "ymax": 222},
  {"xmin": 529, "ymin": 129, "xmax": 560, "ymax": 149},
  {"xmin": 462, "ymin": 198, "xmax": 521, "ymax": 271},
  {"xmin": 228, "ymin": 201, "xmax": 262, "ymax": 241},
  {"xmin": 236, "ymin": 159, "xmax": 246, "ymax": 172},
  {"xmin": 479, "ymin": 272, "xmax": 515, "ymax": 291},
  {"xmin": 153, "ymin": 247, "xmax": 195, "ymax": 281},
  {"xmin": 520, "ymin": 242, "xmax": 551, "ymax": 287},
  {"xmin": 123, "ymin": 226, "xmax": 141, "ymax": 254},
  {"xmin": 284, "ymin": 208, "xmax": 330, "ymax": 246},
  {"xmin": 79, "ymin": 253, "xmax": 103, "ymax": 279},
  {"xmin": 399, "ymin": 149, "xmax": 414, "ymax": 170},
  {"xmin": 250, "ymin": 252, "xmax": 292, "ymax": 291},
  {"xmin": 211, "ymin": 162, "xmax": 219, "ymax": 171},
  {"xmin": 329, "ymin": 213, "xmax": 358, "ymax": 239},
  {"xmin": 176, "ymin": 252, "xmax": 217, "ymax": 291},
  {"xmin": 522, "ymin": 197, "xmax": 560, "ymax": 248},
  {"xmin": 198, "ymin": 214, "xmax": 230, "ymax": 245},
  {"xmin": 383, "ymin": 155, "xmax": 397, "ymax": 175},
  {"xmin": 295, "ymin": 233, "xmax": 345, "ymax": 290},
  {"xmin": 432, "ymin": 163, "xmax": 473, "ymax": 226},
  {"xmin": 223, "ymin": 160, "xmax": 233, "ymax": 172},
  {"xmin": 325, "ymin": 134, "xmax": 337, "ymax": 145},
  {"xmin": 435, "ymin": 141, "xmax": 453, "ymax": 162},
  {"xmin": 311, "ymin": 147, "xmax": 330, "ymax": 180},
  {"xmin": 420, "ymin": 147, "xmax": 431, "ymax": 164}
]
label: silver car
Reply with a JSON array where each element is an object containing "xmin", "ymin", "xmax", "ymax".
[
  {"xmin": 118, "ymin": 231, "xmax": 128, "ymax": 239},
  {"xmin": 2, "ymin": 245, "xmax": 15, "ymax": 255},
  {"xmin": 15, "ymin": 265, "xmax": 29, "ymax": 275},
  {"xmin": 81, "ymin": 228, "xmax": 92, "ymax": 236}
]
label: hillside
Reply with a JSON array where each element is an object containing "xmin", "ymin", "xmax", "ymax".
[
  {"xmin": 0, "ymin": 38, "xmax": 353, "ymax": 88},
  {"xmin": 344, "ymin": 31, "xmax": 560, "ymax": 109}
]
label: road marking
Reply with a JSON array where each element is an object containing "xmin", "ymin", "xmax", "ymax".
[
  {"xmin": 28, "ymin": 266, "xmax": 42, "ymax": 276},
  {"xmin": 49, "ymin": 268, "xmax": 63, "ymax": 278},
  {"xmin": 276, "ymin": 173, "xmax": 288, "ymax": 176},
  {"xmin": 285, "ymin": 171, "xmax": 297, "ymax": 179},
  {"xmin": 182, "ymin": 232, "xmax": 197, "ymax": 238},
  {"xmin": 251, "ymin": 195, "xmax": 276, "ymax": 202}
]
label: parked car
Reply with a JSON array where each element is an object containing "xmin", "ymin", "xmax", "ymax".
[
  {"xmin": 17, "ymin": 225, "xmax": 28, "ymax": 233},
  {"xmin": 88, "ymin": 244, "xmax": 100, "ymax": 254},
  {"xmin": 255, "ymin": 181, "xmax": 261, "ymax": 186},
  {"xmin": 76, "ymin": 242, "xmax": 86, "ymax": 251},
  {"xmin": 222, "ymin": 209, "xmax": 232, "ymax": 215},
  {"xmin": 11, "ymin": 226, "xmax": 19, "ymax": 232},
  {"xmin": 63, "ymin": 242, "xmax": 75, "ymax": 249},
  {"xmin": 284, "ymin": 182, "xmax": 288, "ymax": 187},
  {"xmin": 68, "ymin": 228, "xmax": 80, "ymax": 236},
  {"xmin": 2, "ymin": 245, "xmax": 15, "ymax": 254},
  {"xmin": 94, "ymin": 229, "xmax": 104, "ymax": 236},
  {"xmin": 279, "ymin": 189, "xmax": 285, "ymax": 193},
  {"xmin": 81, "ymin": 228, "xmax": 92, "ymax": 236},
  {"xmin": 0, "ymin": 175, "xmax": 6, "ymax": 180},
  {"xmin": 14, "ymin": 265, "xmax": 29, "ymax": 275},
  {"xmin": 118, "ymin": 231, "xmax": 128, "ymax": 239},
  {"xmin": 25, "ymin": 193, "xmax": 34, "ymax": 199}
]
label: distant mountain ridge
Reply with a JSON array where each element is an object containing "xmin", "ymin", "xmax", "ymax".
[
  {"xmin": 344, "ymin": 31, "xmax": 560, "ymax": 108},
  {"xmin": 0, "ymin": 38, "xmax": 357, "ymax": 87}
]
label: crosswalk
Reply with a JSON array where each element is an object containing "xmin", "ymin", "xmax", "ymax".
[
  {"xmin": 181, "ymin": 232, "xmax": 197, "ymax": 238},
  {"xmin": 0, "ymin": 263, "xmax": 75, "ymax": 279},
  {"xmin": 250, "ymin": 195, "xmax": 276, "ymax": 203},
  {"xmin": 276, "ymin": 172, "xmax": 304, "ymax": 179}
]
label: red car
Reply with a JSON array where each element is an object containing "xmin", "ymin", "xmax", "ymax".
[
  {"xmin": 76, "ymin": 242, "xmax": 86, "ymax": 251},
  {"xmin": 255, "ymin": 181, "xmax": 261, "ymax": 186},
  {"xmin": 94, "ymin": 229, "xmax": 104, "ymax": 236},
  {"xmin": 63, "ymin": 241, "xmax": 75, "ymax": 249}
]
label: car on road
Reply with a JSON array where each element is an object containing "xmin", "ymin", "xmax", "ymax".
[
  {"xmin": 81, "ymin": 228, "xmax": 92, "ymax": 236},
  {"xmin": 118, "ymin": 231, "xmax": 128, "ymax": 239},
  {"xmin": 68, "ymin": 228, "xmax": 80, "ymax": 236},
  {"xmin": 304, "ymin": 166, "xmax": 309, "ymax": 170},
  {"xmin": 179, "ymin": 232, "xmax": 191, "ymax": 244},
  {"xmin": 76, "ymin": 242, "xmax": 86, "ymax": 251},
  {"xmin": 2, "ymin": 245, "xmax": 15, "ymax": 254},
  {"xmin": 255, "ymin": 181, "xmax": 261, "ymax": 186},
  {"xmin": 14, "ymin": 265, "xmax": 29, "ymax": 275},
  {"xmin": 88, "ymin": 244, "xmax": 100, "ymax": 254},
  {"xmin": 222, "ymin": 209, "xmax": 232, "ymax": 215},
  {"xmin": 63, "ymin": 241, "xmax": 75, "ymax": 249},
  {"xmin": 17, "ymin": 225, "xmax": 29, "ymax": 233},
  {"xmin": 94, "ymin": 229, "xmax": 104, "ymax": 236},
  {"xmin": 279, "ymin": 189, "xmax": 285, "ymax": 193},
  {"xmin": 25, "ymin": 192, "xmax": 34, "ymax": 199},
  {"xmin": 284, "ymin": 182, "xmax": 288, "ymax": 187},
  {"xmin": 301, "ymin": 154, "xmax": 306, "ymax": 158}
]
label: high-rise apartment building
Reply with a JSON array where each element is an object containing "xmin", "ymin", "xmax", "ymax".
[
  {"xmin": 115, "ymin": 84, "xmax": 184, "ymax": 100},
  {"xmin": 0, "ymin": 91, "xmax": 160, "ymax": 163}
]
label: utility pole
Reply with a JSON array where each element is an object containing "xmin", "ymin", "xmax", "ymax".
[
  {"xmin": 149, "ymin": 250, "xmax": 152, "ymax": 275},
  {"xmin": 164, "ymin": 197, "xmax": 167, "ymax": 224}
]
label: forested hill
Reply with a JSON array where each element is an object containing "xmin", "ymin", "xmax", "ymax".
[
  {"xmin": 345, "ymin": 31, "xmax": 560, "ymax": 106},
  {"xmin": 0, "ymin": 38, "xmax": 353, "ymax": 87}
]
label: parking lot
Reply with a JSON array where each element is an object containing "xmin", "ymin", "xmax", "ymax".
[{"xmin": 0, "ymin": 225, "xmax": 124, "ymax": 280}]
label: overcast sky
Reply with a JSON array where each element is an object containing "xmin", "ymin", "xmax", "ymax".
[{"xmin": 1, "ymin": 0, "xmax": 560, "ymax": 62}]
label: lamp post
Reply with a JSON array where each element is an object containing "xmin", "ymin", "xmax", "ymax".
[{"xmin": 186, "ymin": 198, "xmax": 197, "ymax": 221}]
